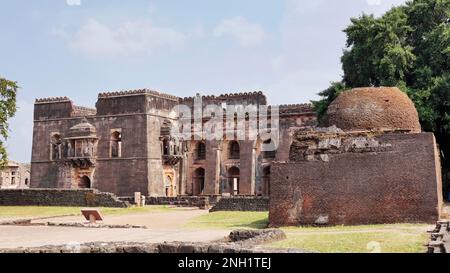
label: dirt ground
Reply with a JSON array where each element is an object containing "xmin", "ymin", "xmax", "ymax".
[
  {"xmin": 31, "ymin": 207, "xmax": 208, "ymax": 228},
  {"xmin": 0, "ymin": 207, "xmax": 232, "ymax": 249}
]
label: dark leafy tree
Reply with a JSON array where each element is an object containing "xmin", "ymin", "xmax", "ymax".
[
  {"xmin": 312, "ymin": 0, "xmax": 450, "ymax": 198},
  {"xmin": 0, "ymin": 77, "xmax": 18, "ymax": 168}
]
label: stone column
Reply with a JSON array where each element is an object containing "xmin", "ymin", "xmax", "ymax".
[
  {"xmin": 181, "ymin": 152, "xmax": 187, "ymax": 195},
  {"xmin": 215, "ymin": 147, "xmax": 222, "ymax": 194},
  {"xmin": 251, "ymin": 146, "xmax": 257, "ymax": 195}
]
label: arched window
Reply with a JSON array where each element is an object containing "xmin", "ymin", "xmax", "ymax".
[
  {"xmin": 196, "ymin": 142, "xmax": 206, "ymax": 160},
  {"xmin": 193, "ymin": 168, "xmax": 205, "ymax": 195},
  {"xmin": 229, "ymin": 141, "xmax": 240, "ymax": 159},
  {"xmin": 78, "ymin": 176, "xmax": 91, "ymax": 189},
  {"xmin": 111, "ymin": 131, "xmax": 122, "ymax": 158},
  {"xmin": 51, "ymin": 134, "xmax": 62, "ymax": 160},
  {"xmin": 262, "ymin": 139, "xmax": 276, "ymax": 159}
]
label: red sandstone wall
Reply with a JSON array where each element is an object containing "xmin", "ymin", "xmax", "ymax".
[{"xmin": 269, "ymin": 132, "xmax": 443, "ymax": 226}]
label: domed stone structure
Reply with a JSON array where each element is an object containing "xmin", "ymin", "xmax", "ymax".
[
  {"xmin": 326, "ymin": 87, "xmax": 421, "ymax": 133},
  {"xmin": 68, "ymin": 118, "xmax": 97, "ymax": 138}
]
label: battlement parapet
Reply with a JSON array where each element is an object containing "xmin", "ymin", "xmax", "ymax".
[
  {"xmin": 72, "ymin": 105, "xmax": 97, "ymax": 117},
  {"xmin": 35, "ymin": 97, "xmax": 71, "ymax": 104},
  {"xmin": 180, "ymin": 91, "xmax": 266, "ymax": 104},
  {"xmin": 277, "ymin": 104, "xmax": 314, "ymax": 115},
  {"xmin": 98, "ymin": 89, "xmax": 179, "ymax": 101}
]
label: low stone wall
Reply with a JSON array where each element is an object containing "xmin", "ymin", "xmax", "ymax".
[
  {"xmin": 144, "ymin": 196, "xmax": 210, "ymax": 209},
  {"xmin": 0, "ymin": 229, "xmax": 302, "ymax": 253},
  {"xmin": 209, "ymin": 196, "xmax": 269, "ymax": 212},
  {"xmin": 0, "ymin": 189, "xmax": 128, "ymax": 208},
  {"xmin": 427, "ymin": 221, "xmax": 450, "ymax": 253}
]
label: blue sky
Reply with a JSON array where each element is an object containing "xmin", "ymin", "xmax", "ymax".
[{"xmin": 0, "ymin": 0, "xmax": 407, "ymax": 162}]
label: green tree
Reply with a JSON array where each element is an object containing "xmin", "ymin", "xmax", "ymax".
[
  {"xmin": 313, "ymin": 0, "xmax": 450, "ymax": 197},
  {"xmin": 0, "ymin": 77, "xmax": 18, "ymax": 168}
]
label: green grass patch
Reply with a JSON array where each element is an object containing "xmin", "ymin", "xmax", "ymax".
[
  {"xmin": 271, "ymin": 224, "xmax": 430, "ymax": 253},
  {"xmin": 0, "ymin": 205, "xmax": 172, "ymax": 218},
  {"xmin": 271, "ymin": 230, "xmax": 428, "ymax": 253},
  {"xmin": 186, "ymin": 211, "xmax": 269, "ymax": 229},
  {"xmin": 186, "ymin": 211, "xmax": 429, "ymax": 253}
]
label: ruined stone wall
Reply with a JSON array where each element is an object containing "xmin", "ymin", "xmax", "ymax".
[
  {"xmin": 0, "ymin": 189, "xmax": 128, "ymax": 207},
  {"xmin": 269, "ymin": 132, "xmax": 443, "ymax": 226},
  {"xmin": 209, "ymin": 196, "xmax": 269, "ymax": 212},
  {"xmin": 427, "ymin": 221, "xmax": 450, "ymax": 253},
  {"xmin": 145, "ymin": 196, "xmax": 209, "ymax": 209}
]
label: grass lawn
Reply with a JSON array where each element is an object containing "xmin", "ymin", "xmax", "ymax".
[
  {"xmin": 0, "ymin": 205, "xmax": 172, "ymax": 219},
  {"xmin": 271, "ymin": 224, "xmax": 430, "ymax": 253},
  {"xmin": 186, "ymin": 211, "xmax": 269, "ymax": 229},
  {"xmin": 187, "ymin": 211, "xmax": 430, "ymax": 253}
]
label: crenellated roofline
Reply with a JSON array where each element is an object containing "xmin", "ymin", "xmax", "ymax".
[
  {"xmin": 98, "ymin": 88, "xmax": 179, "ymax": 101},
  {"xmin": 35, "ymin": 97, "xmax": 71, "ymax": 104}
]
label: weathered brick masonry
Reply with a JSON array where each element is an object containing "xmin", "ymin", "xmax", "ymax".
[{"xmin": 269, "ymin": 132, "xmax": 443, "ymax": 226}]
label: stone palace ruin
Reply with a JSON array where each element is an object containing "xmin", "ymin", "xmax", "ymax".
[{"xmin": 30, "ymin": 87, "xmax": 444, "ymax": 226}]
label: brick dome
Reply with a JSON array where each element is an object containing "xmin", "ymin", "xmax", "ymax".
[{"xmin": 326, "ymin": 87, "xmax": 421, "ymax": 133}]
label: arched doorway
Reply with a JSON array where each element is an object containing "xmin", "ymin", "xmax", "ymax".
[
  {"xmin": 78, "ymin": 176, "xmax": 91, "ymax": 189},
  {"xmin": 193, "ymin": 168, "xmax": 205, "ymax": 195},
  {"xmin": 262, "ymin": 166, "xmax": 271, "ymax": 196},
  {"xmin": 164, "ymin": 175, "xmax": 174, "ymax": 197},
  {"xmin": 227, "ymin": 167, "xmax": 240, "ymax": 195}
]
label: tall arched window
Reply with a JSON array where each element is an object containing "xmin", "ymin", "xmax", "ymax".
[
  {"xmin": 111, "ymin": 131, "xmax": 122, "ymax": 158},
  {"xmin": 196, "ymin": 142, "xmax": 206, "ymax": 160},
  {"xmin": 229, "ymin": 141, "xmax": 240, "ymax": 159},
  {"xmin": 51, "ymin": 134, "xmax": 62, "ymax": 161}
]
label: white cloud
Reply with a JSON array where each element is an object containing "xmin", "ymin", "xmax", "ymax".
[
  {"xmin": 66, "ymin": 0, "xmax": 81, "ymax": 6},
  {"xmin": 66, "ymin": 19, "xmax": 186, "ymax": 57},
  {"xmin": 213, "ymin": 17, "xmax": 266, "ymax": 47}
]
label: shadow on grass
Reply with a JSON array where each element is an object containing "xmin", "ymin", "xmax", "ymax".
[{"xmin": 235, "ymin": 218, "xmax": 269, "ymax": 229}]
